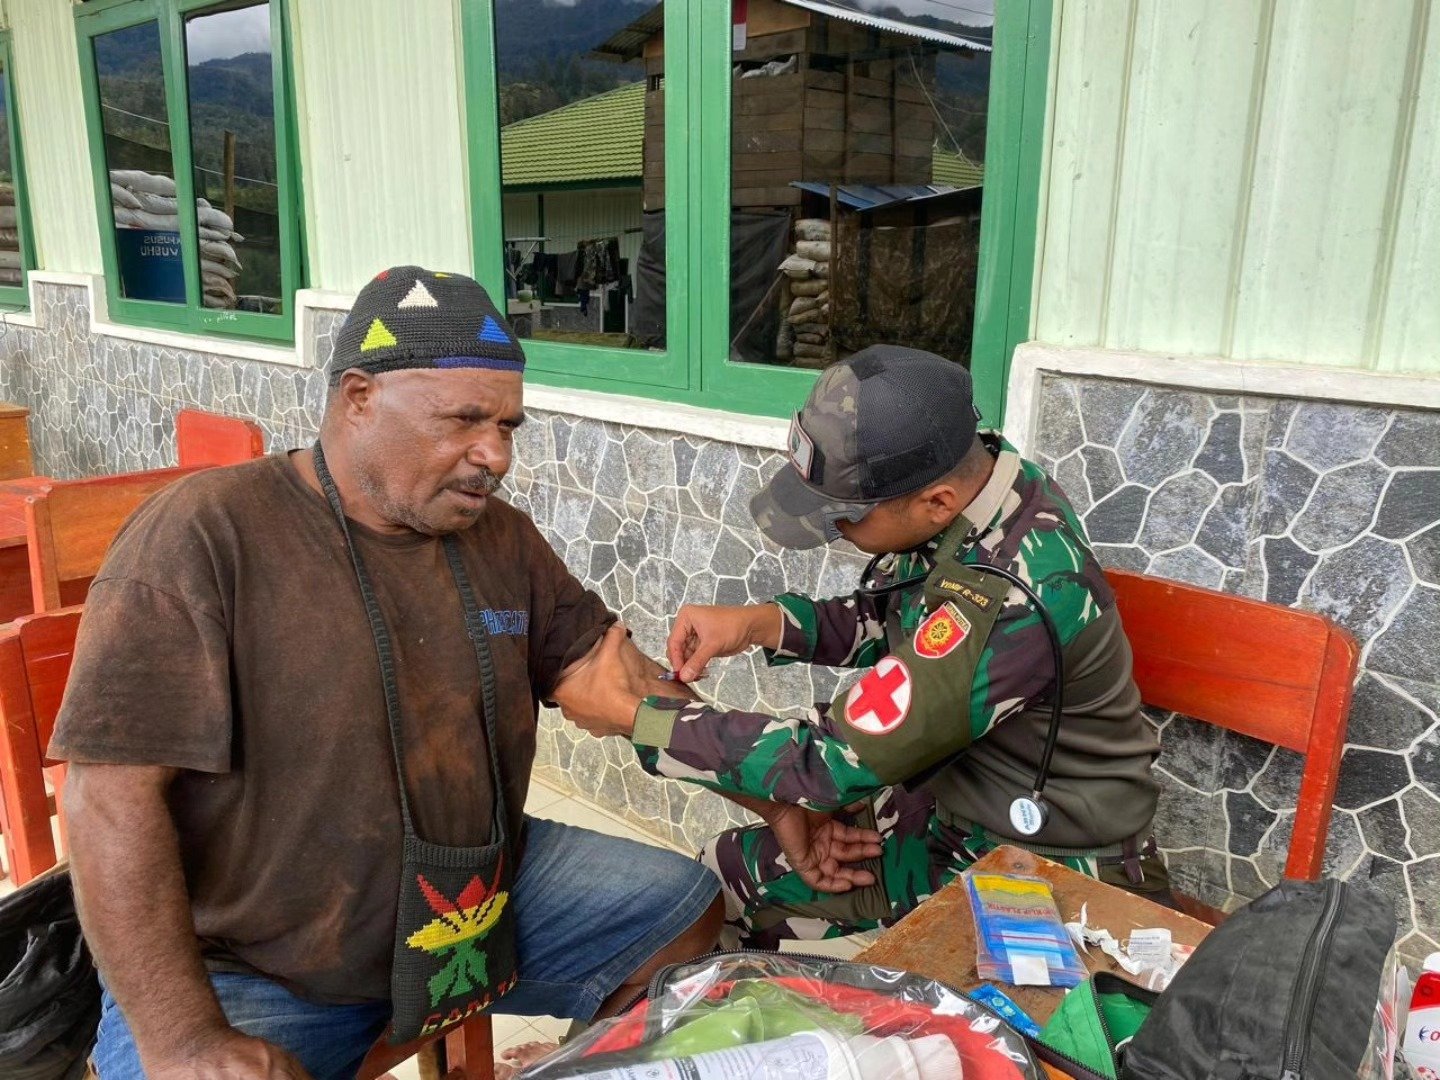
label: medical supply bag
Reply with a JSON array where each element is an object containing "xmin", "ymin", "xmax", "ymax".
[
  {"xmin": 519, "ymin": 951, "xmax": 1045, "ymax": 1080},
  {"xmin": 1121, "ymin": 878, "xmax": 1403, "ymax": 1080}
]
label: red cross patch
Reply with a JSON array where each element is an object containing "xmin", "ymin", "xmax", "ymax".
[{"xmin": 844, "ymin": 656, "xmax": 913, "ymax": 736}]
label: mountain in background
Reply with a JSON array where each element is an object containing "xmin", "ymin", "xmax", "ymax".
[{"xmin": 495, "ymin": 0, "xmax": 653, "ymax": 125}]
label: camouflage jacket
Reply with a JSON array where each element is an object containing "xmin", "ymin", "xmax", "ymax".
[{"xmin": 632, "ymin": 434, "xmax": 1161, "ymax": 849}]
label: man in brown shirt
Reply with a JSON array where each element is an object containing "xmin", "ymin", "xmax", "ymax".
[{"xmin": 51, "ymin": 269, "xmax": 729, "ymax": 1080}]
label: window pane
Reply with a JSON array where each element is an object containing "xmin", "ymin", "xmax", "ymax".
[
  {"xmin": 0, "ymin": 61, "xmax": 21, "ymax": 289},
  {"xmin": 728, "ymin": 0, "xmax": 992, "ymax": 369},
  {"xmin": 96, "ymin": 21, "xmax": 182, "ymax": 304},
  {"xmin": 493, "ymin": 0, "xmax": 661, "ymax": 350},
  {"xmin": 186, "ymin": 3, "xmax": 282, "ymax": 315}
]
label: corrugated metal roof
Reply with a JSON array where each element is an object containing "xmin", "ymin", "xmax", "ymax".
[
  {"xmin": 592, "ymin": 0, "xmax": 990, "ymax": 62},
  {"xmin": 500, "ymin": 82, "xmax": 645, "ymax": 188},
  {"xmin": 589, "ymin": 2, "xmax": 663, "ymax": 64},
  {"xmin": 501, "ymin": 86, "xmax": 986, "ymax": 192},
  {"xmin": 789, "ymin": 181, "xmax": 977, "ymax": 210},
  {"xmin": 932, "ymin": 147, "xmax": 985, "ymax": 189},
  {"xmin": 779, "ymin": 0, "xmax": 991, "ymax": 52}
]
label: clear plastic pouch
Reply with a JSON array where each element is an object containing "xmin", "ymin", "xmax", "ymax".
[
  {"xmin": 520, "ymin": 952, "xmax": 1044, "ymax": 1080},
  {"xmin": 967, "ymin": 871, "xmax": 1086, "ymax": 989}
]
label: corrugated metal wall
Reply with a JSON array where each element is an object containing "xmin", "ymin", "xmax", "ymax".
[
  {"xmin": 291, "ymin": 0, "xmax": 471, "ymax": 292},
  {"xmin": 6, "ymin": 0, "xmax": 103, "ymax": 275},
  {"xmin": 502, "ymin": 188, "xmax": 645, "ymax": 274},
  {"xmin": 1036, "ymin": 0, "xmax": 1440, "ymax": 375}
]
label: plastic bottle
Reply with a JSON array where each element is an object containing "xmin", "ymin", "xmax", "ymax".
[{"xmin": 1405, "ymin": 953, "xmax": 1440, "ymax": 1079}]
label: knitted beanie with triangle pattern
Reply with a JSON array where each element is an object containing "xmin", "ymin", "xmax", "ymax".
[{"xmin": 328, "ymin": 265, "xmax": 526, "ymax": 385}]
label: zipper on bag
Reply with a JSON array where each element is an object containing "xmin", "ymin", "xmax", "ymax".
[{"xmin": 1280, "ymin": 879, "xmax": 1345, "ymax": 1080}]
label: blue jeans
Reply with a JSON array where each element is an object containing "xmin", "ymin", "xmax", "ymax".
[{"xmin": 93, "ymin": 815, "xmax": 719, "ymax": 1079}]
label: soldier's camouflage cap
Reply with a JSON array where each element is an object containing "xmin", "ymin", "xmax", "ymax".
[{"xmin": 750, "ymin": 345, "xmax": 980, "ymax": 550}]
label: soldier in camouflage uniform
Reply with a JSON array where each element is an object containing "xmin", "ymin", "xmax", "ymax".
[{"xmin": 565, "ymin": 346, "xmax": 1167, "ymax": 948}]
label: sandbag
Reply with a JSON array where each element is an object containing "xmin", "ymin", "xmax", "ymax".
[
  {"xmin": 196, "ymin": 205, "xmax": 234, "ymax": 232},
  {"xmin": 131, "ymin": 190, "xmax": 179, "ymax": 217},
  {"xmin": 780, "ymin": 254, "xmax": 817, "ymax": 279},
  {"xmin": 112, "ymin": 207, "xmax": 178, "ymax": 231},
  {"xmin": 0, "ymin": 871, "xmax": 100, "ymax": 1080},
  {"xmin": 202, "ymin": 258, "xmax": 238, "ymax": 281},
  {"xmin": 788, "ymin": 295, "xmax": 821, "ymax": 316},
  {"xmin": 200, "ymin": 239, "xmax": 241, "ymax": 269},
  {"xmin": 794, "ymin": 218, "xmax": 831, "ymax": 242},
  {"xmin": 109, "ymin": 169, "xmax": 176, "ymax": 197},
  {"xmin": 789, "ymin": 279, "xmax": 828, "ymax": 298},
  {"xmin": 0, "ymin": 206, "xmax": 15, "ymax": 229},
  {"xmin": 795, "ymin": 240, "xmax": 831, "ymax": 262},
  {"xmin": 109, "ymin": 184, "xmax": 143, "ymax": 211}
]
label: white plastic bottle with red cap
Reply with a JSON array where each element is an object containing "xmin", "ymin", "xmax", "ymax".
[{"xmin": 1406, "ymin": 953, "xmax": 1440, "ymax": 1078}]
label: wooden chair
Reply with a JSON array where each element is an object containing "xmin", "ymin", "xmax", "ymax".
[
  {"xmin": 1106, "ymin": 569, "xmax": 1360, "ymax": 881},
  {"xmin": 25, "ymin": 466, "xmax": 204, "ymax": 613},
  {"xmin": 358, "ymin": 1017, "xmax": 496, "ymax": 1080},
  {"xmin": 0, "ymin": 606, "xmax": 82, "ymax": 883},
  {"xmin": 176, "ymin": 408, "xmax": 266, "ymax": 468}
]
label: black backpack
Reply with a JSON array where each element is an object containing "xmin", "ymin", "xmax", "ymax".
[
  {"xmin": 0, "ymin": 870, "xmax": 100, "ymax": 1080},
  {"xmin": 1122, "ymin": 878, "xmax": 1399, "ymax": 1080}
]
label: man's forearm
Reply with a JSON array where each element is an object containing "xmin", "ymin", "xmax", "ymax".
[{"xmin": 67, "ymin": 764, "xmax": 231, "ymax": 1067}]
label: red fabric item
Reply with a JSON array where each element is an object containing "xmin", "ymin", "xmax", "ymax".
[{"xmin": 581, "ymin": 977, "xmax": 1031, "ymax": 1079}]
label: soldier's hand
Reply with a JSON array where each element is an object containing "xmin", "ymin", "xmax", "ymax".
[
  {"xmin": 554, "ymin": 625, "xmax": 679, "ymax": 737},
  {"xmin": 764, "ymin": 803, "xmax": 882, "ymax": 894},
  {"xmin": 667, "ymin": 603, "xmax": 783, "ymax": 683}
]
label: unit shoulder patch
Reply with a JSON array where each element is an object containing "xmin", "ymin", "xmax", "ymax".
[
  {"xmin": 913, "ymin": 601, "xmax": 972, "ymax": 659},
  {"xmin": 843, "ymin": 655, "xmax": 913, "ymax": 736}
]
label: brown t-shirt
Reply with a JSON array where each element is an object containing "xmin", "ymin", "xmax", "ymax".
[{"xmin": 49, "ymin": 453, "xmax": 612, "ymax": 1003}]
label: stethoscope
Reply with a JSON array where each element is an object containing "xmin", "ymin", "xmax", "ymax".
[{"xmin": 859, "ymin": 549, "xmax": 1065, "ymax": 838}]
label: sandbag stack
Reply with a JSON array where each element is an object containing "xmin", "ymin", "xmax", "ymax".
[
  {"xmin": 0, "ymin": 184, "xmax": 21, "ymax": 287},
  {"xmin": 109, "ymin": 170, "xmax": 245, "ymax": 309},
  {"xmin": 776, "ymin": 219, "xmax": 831, "ymax": 368}
]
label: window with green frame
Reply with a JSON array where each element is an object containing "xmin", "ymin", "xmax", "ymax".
[
  {"xmin": 0, "ymin": 31, "xmax": 36, "ymax": 310},
  {"xmin": 466, "ymin": 0, "xmax": 1051, "ymax": 422},
  {"xmin": 74, "ymin": 0, "xmax": 302, "ymax": 343}
]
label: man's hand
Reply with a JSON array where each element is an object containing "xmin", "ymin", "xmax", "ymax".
[
  {"xmin": 553, "ymin": 625, "xmax": 682, "ymax": 738},
  {"xmin": 764, "ymin": 803, "xmax": 882, "ymax": 894},
  {"xmin": 147, "ymin": 1029, "xmax": 312, "ymax": 1079},
  {"xmin": 667, "ymin": 603, "xmax": 782, "ymax": 684}
]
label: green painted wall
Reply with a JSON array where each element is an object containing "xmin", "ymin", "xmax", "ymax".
[
  {"xmin": 1035, "ymin": 0, "xmax": 1440, "ymax": 375},
  {"xmin": 5, "ymin": 0, "xmax": 102, "ymax": 275},
  {"xmin": 290, "ymin": 0, "xmax": 471, "ymax": 293}
]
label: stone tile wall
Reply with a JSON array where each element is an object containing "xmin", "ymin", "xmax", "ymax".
[
  {"xmin": 1034, "ymin": 375, "xmax": 1440, "ymax": 960},
  {"xmin": 2, "ymin": 282, "xmax": 1436, "ymax": 957}
]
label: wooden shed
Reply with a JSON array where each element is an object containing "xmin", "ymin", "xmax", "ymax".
[{"xmin": 592, "ymin": 0, "xmax": 988, "ymax": 210}]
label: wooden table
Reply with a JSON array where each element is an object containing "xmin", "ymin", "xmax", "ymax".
[
  {"xmin": 855, "ymin": 845, "xmax": 1212, "ymax": 1028},
  {"xmin": 0, "ymin": 475, "xmax": 53, "ymax": 623}
]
